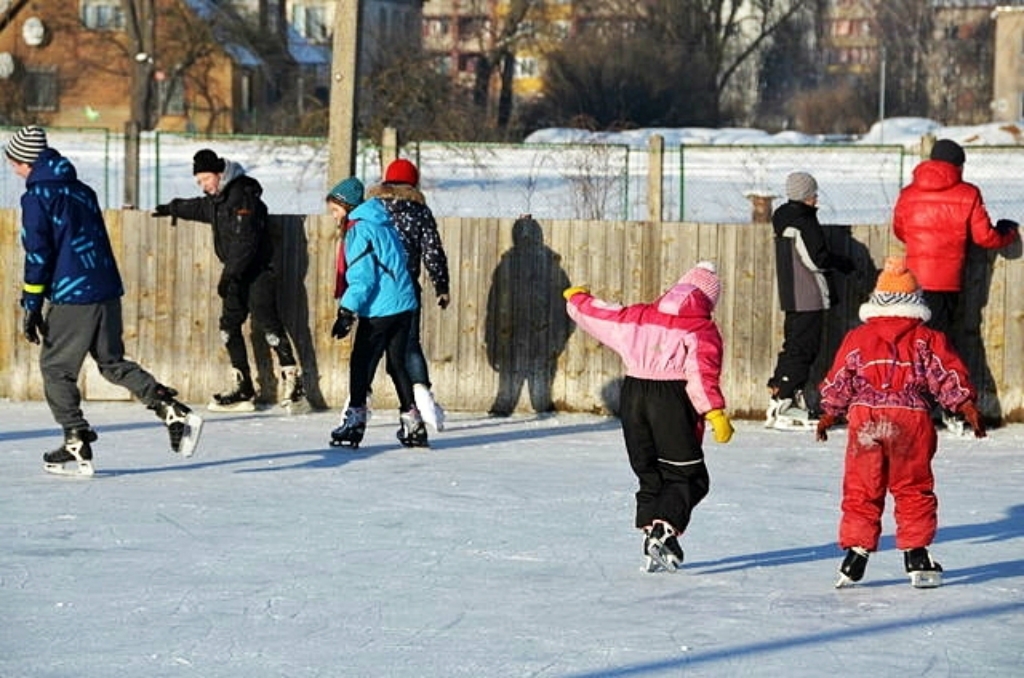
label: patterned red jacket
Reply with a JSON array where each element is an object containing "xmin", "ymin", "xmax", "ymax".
[{"xmin": 819, "ymin": 306, "xmax": 975, "ymax": 418}]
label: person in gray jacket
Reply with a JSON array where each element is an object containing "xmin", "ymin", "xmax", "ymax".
[{"xmin": 766, "ymin": 171, "xmax": 853, "ymax": 430}]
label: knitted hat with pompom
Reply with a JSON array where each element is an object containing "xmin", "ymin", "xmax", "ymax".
[{"xmin": 859, "ymin": 256, "xmax": 931, "ymax": 322}]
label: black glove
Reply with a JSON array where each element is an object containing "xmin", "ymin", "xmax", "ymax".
[
  {"xmin": 331, "ymin": 308, "xmax": 356, "ymax": 339},
  {"xmin": 995, "ymin": 219, "xmax": 1019, "ymax": 235},
  {"xmin": 217, "ymin": 276, "xmax": 239, "ymax": 298},
  {"xmin": 830, "ymin": 254, "xmax": 856, "ymax": 275},
  {"xmin": 152, "ymin": 203, "xmax": 173, "ymax": 217},
  {"xmin": 23, "ymin": 308, "xmax": 47, "ymax": 344}
]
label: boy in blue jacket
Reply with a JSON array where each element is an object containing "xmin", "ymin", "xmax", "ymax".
[{"xmin": 7, "ymin": 126, "xmax": 202, "ymax": 475}]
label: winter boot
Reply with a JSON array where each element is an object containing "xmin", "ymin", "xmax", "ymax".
[
  {"xmin": 397, "ymin": 408, "xmax": 429, "ymax": 448},
  {"xmin": 644, "ymin": 521, "xmax": 684, "ymax": 572},
  {"xmin": 330, "ymin": 407, "xmax": 367, "ymax": 448},
  {"xmin": 413, "ymin": 383, "xmax": 446, "ymax": 432},
  {"xmin": 151, "ymin": 385, "xmax": 204, "ymax": 457},
  {"xmin": 835, "ymin": 547, "xmax": 870, "ymax": 588},
  {"xmin": 280, "ymin": 365, "xmax": 308, "ymax": 413},
  {"xmin": 43, "ymin": 427, "xmax": 98, "ymax": 476},
  {"xmin": 209, "ymin": 369, "xmax": 256, "ymax": 412},
  {"xmin": 904, "ymin": 547, "xmax": 943, "ymax": 588}
]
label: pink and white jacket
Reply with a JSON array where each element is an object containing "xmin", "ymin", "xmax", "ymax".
[{"xmin": 565, "ymin": 279, "xmax": 726, "ymax": 415}]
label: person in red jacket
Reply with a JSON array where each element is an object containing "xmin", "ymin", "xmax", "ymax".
[
  {"xmin": 892, "ymin": 138, "xmax": 1019, "ymax": 337},
  {"xmin": 816, "ymin": 257, "xmax": 985, "ymax": 590}
]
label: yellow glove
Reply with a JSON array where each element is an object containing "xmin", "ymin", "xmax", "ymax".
[
  {"xmin": 563, "ymin": 285, "xmax": 589, "ymax": 300},
  {"xmin": 706, "ymin": 409, "xmax": 734, "ymax": 444}
]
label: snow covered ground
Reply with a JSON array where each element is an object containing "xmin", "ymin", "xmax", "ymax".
[{"xmin": 2, "ymin": 401, "xmax": 1022, "ymax": 677}]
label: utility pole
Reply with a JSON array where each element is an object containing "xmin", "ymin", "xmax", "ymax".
[{"xmin": 328, "ymin": 0, "xmax": 361, "ymax": 183}]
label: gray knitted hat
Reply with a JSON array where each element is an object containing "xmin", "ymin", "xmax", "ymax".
[{"xmin": 785, "ymin": 171, "xmax": 818, "ymax": 202}]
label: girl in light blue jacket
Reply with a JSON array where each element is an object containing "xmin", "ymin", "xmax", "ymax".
[{"xmin": 326, "ymin": 177, "xmax": 426, "ymax": 449}]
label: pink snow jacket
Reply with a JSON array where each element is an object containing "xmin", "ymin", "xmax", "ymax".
[{"xmin": 565, "ymin": 279, "xmax": 726, "ymax": 415}]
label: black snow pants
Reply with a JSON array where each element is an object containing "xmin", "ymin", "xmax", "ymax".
[{"xmin": 619, "ymin": 376, "xmax": 710, "ymax": 533}]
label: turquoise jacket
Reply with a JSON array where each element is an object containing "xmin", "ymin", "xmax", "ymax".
[{"xmin": 339, "ymin": 198, "xmax": 418, "ymax": 318}]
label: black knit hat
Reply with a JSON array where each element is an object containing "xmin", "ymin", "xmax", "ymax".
[
  {"xmin": 193, "ymin": 148, "xmax": 225, "ymax": 175},
  {"xmin": 930, "ymin": 139, "xmax": 965, "ymax": 167}
]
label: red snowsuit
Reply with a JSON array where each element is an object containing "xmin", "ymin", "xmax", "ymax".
[{"xmin": 818, "ymin": 303, "xmax": 975, "ymax": 552}]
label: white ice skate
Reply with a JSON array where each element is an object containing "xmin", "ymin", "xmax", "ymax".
[
  {"xmin": 414, "ymin": 383, "xmax": 446, "ymax": 432},
  {"xmin": 767, "ymin": 397, "xmax": 818, "ymax": 432}
]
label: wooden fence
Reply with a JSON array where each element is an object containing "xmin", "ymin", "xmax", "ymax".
[{"xmin": 2, "ymin": 209, "xmax": 1022, "ymax": 421}]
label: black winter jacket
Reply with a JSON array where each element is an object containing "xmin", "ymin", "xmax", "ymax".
[
  {"xmin": 771, "ymin": 200, "xmax": 846, "ymax": 312},
  {"xmin": 166, "ymin": 162, "xmax": 273, "ymax": 284}
]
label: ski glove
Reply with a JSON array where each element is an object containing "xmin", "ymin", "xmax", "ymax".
[
  {"xmin": 332, "ymin": 308, "xmax": 356, "ymax": 339},
  {"xmin": 23, "ymin": 308, "xmax": 47, "ymax": 344},
  {"xmin": 995, "ymin": 219, "xmax": 1019, "ymax": 235},
  {"xmin": 816, "ymin": 413, "xmax": 837, "ymax": 442},
  {"xmin": 960, "ymin": 401, "xmax": 986, "ymax": 439},
  {"xmin": 706, "ymin": 409, "xmax": 734, "ymax": 443},
  {"xmin": 563, "ymin": 285, "xmax": 589, "ymax": 300}
]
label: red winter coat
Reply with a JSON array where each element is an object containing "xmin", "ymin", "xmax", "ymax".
[{"xmin": 892, "ymin": 159, "xmax": 1016, "ymax": 292}]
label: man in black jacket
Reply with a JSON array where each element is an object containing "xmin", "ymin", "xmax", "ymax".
[
  {"xmin": 767, "ymin": 171, "xmax": 854, "ymax": 431},
  {"xmin": 155, "ymin": 149, "xmax": 304, "ymax": 412}
]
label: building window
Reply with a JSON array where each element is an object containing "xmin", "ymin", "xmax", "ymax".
[
  {"xmin": 25, "ymin": 67, "xmax": 58, "ymax": 111},
  {"xmin": 515, "ymin": 56, "xmax": 539, "ymax": 78},
  {"xmin": 158, "ymin": 77, "xmax": 185, "ymax": 116},
  {"xmin": 292, "ymin": 2, "xmax": 330, "ymax": 43},
  {"xmin": 81, "ymin": 0, "xmax": 124, "ymax": 30}
]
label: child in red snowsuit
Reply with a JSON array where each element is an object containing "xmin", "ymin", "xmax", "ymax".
[{"xmin": 816, "ymin": 257, "xmax": 985, "ymax": 589}]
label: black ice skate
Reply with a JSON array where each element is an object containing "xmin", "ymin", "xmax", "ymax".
[
  {"xmin": 835, "ymin": 547, "xmax": 870, "ymax": 588},
  {"xmin": 209, "ymin": 369, "xmax": 256, "ymax": 412},
  {"xmin": 644, "ymin": 521, "xmax": 684, "ymax": 572},
  {"xmin": 330, "ymin": 407, "xmax": 367, "ymax": 448},
  {"xmin": 280, "ymin": 365, "xmax": 308, "ymax": 414},
  {"xmin": 397, "ymin": 408, "xmax": 429, "ymax": 448},
  {"xmin": 904, "ymin": 547, "xmax": 943, "ymax": 588},
  {"xmin": 151, "ymin": 386, "xmax": 204, "ymax": 457},
  {"xmin": 43, "ymin": 428, "xmax": 98, "ymax": 477}
]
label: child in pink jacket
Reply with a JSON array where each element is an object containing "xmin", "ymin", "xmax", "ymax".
[
  {"xmin": 817, "ymin": 257, "xmax": 984, "ymax": 589},
  {"xmin": 565, "ymin": 262, "xmax": 733, "ymax": 572}
]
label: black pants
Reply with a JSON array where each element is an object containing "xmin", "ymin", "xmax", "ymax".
[
  {"xmin": 220, "ymin": 268, "xmax": 296, "ymax": 377},
  {"xmin": 922, "ymin": 290, "xmax": 959, "ymax": 343},
  {"xmin": 619, "ymin": 377, "xmax": 710, "ymax": 533},
  {"xmin": 769, "ymin": 309, "xmax": 824, "ymax": 401},
  {"xmin": 40, "ymin": 300, "xmax": 162, "ymax": 432},
  {"xmin": 348, "ymin": 311, "xmax": 415, "ymax": 412}
]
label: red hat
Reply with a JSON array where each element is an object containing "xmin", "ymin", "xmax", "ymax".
[{"xmin": 384, "ymin": 158, "xmax": 419, "ymax": 186}]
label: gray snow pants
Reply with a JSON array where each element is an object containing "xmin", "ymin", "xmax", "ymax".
[{"xmin": 40, "ymin": 300, "xmax": 162, "ymax": 432}]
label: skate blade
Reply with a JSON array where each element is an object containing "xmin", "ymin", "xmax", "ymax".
[
  {"xmin": 642, "ymin": 556, "xmax": 665, "ymax": 573},
  {"xmin": 645, "ymin": 545, "xmax": 681, "ymax": 573},
  {"xmin": 329, "ymin": 437, "xmax": 361, "ymax": 449},
  {"xmin": 770, "ymin": 417, "xmax": 818, "ymax": 432},
  {"xmin": 834, "ymin": 573, "xmax": 858, "ymax": 588},
  {"xmin": 178, "ymin": 413, "xmax": 204, "ymax": 458},
  {"xmin": 207, "ymin": 399, "xmax": 256, "ymax": 413},
  {"xmin": 44, "ymin": 460, "xmax": 95, "ymax": 477},
  {"xmin": 909, "ymin": 571, "xmax": 942, "ymax": 588}
]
